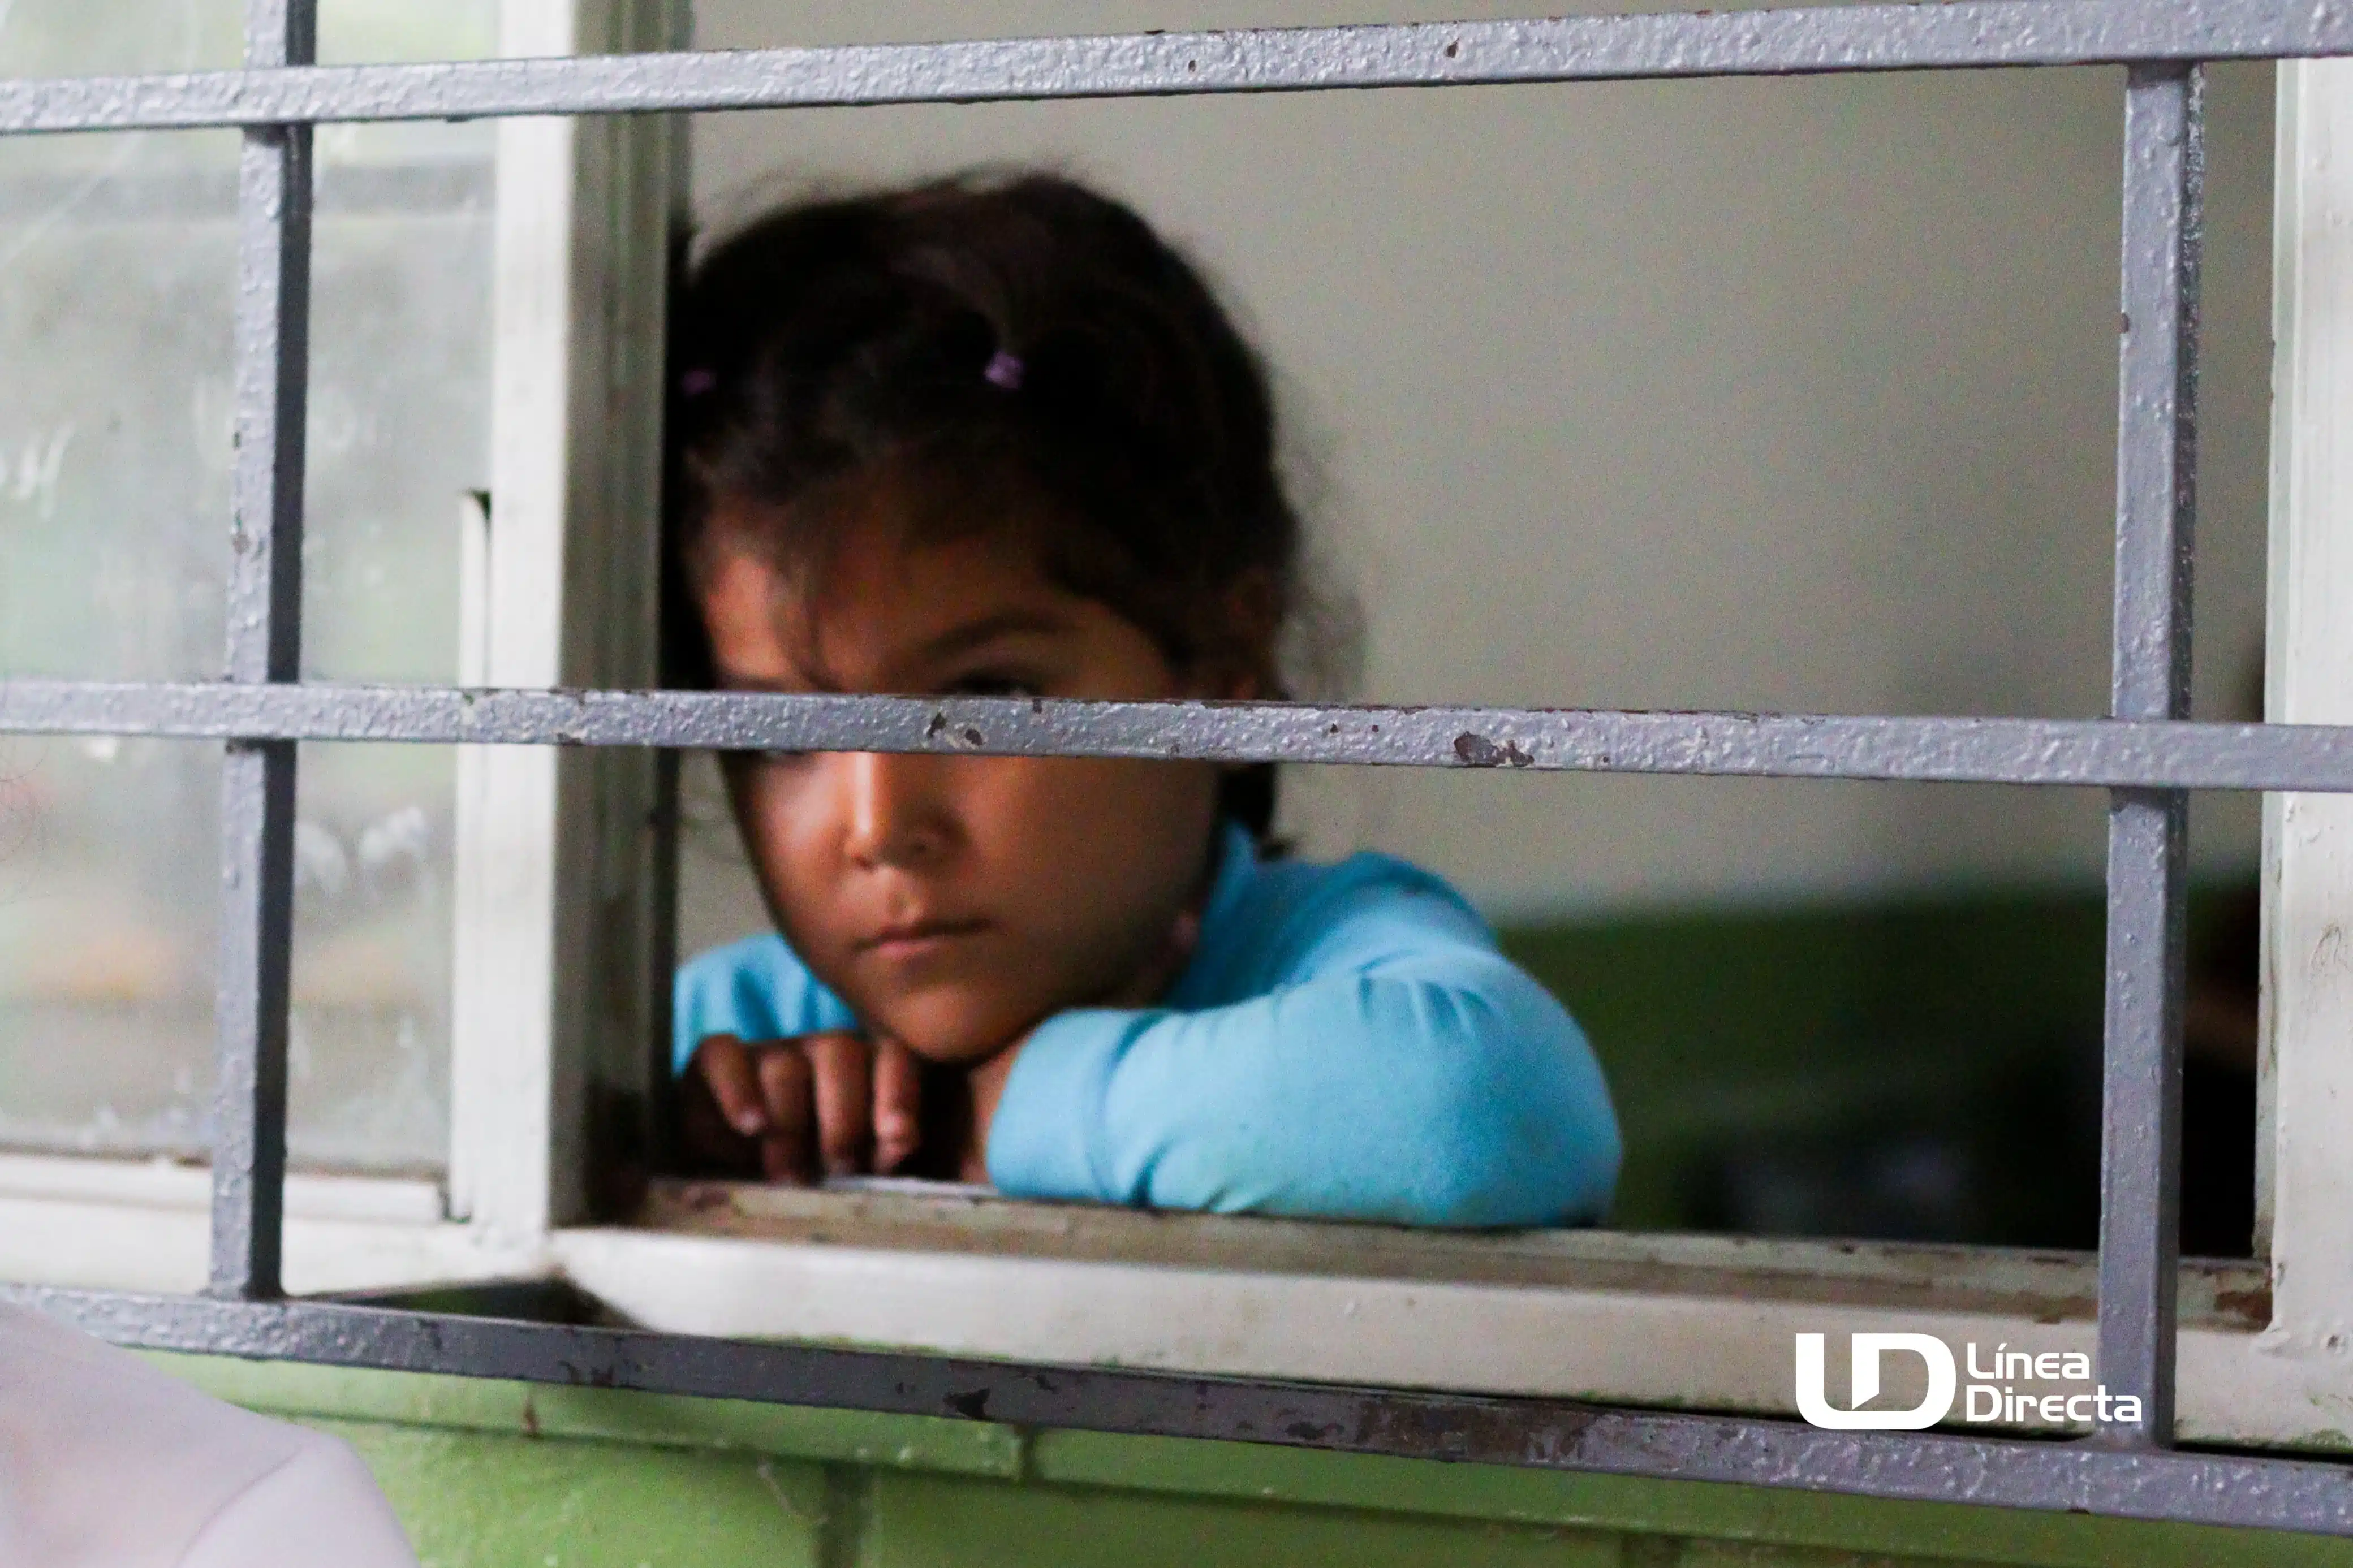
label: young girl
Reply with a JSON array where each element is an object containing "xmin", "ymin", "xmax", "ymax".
[{"xmin": 667, "ymin": 173, "xmax": 1620, "ymax": 1228}]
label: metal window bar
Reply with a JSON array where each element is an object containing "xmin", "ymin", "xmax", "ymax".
[
  {"xmin": 2102, "ymin": 60, "xmax": 2203, "ymax": 1452},
  {"xmin": 3, "ymin": 0, "xmax": 2352, "ymax": 1535},
  {"xmin": 212, "ymin": 0, "xmax": 314, "ymax": 1307}
]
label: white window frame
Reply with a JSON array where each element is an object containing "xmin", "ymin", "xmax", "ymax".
[{"xmin": 2, "ymin": 2, "xmax": 2351, "ymax": 1465}]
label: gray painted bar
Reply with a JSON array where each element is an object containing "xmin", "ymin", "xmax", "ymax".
[
  {"xmin": 2096, "ymin": 63, "xmax": 2204, "ymax": 1450},
  {"xmin": 209, "ymin": 0, "xmax": 316, "ymax": 1304},
  {"xmin": 0, "ymin": 0, "xmax": 2350, "ymax": 137}
]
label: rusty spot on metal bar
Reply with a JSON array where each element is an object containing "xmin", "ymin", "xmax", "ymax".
[{"xmin": 1454, "ymin": 731, "xmax": 1535, "ymax": 767}]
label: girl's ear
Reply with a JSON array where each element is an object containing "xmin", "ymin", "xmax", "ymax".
[
  {"xmin": 1198, "ymin": 569, "xmax": 1283, "ymax": 702},
  {"xmin": 1206, "ymin": 659, "xmax": 1263, "ymax": 703}
]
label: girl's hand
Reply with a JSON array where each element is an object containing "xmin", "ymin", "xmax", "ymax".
[
  {"xmin": 683, "ymin": 908, "xmax": 1201, "ymax": 1184},
  {"xmin": 682, "ymin": 1031, "xmax": 924, "ymax": 1182}
]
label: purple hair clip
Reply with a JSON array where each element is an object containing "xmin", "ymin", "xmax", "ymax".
[
  {"xmin": 679, "ymin": 367, "xmax": 718, "ymax": 398},
  {"xmin": 983, "ymin": 350, "xmax": 1025, "ymax": 391}
]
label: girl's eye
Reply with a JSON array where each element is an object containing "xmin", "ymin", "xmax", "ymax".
[
  {"xmin": 724, "ymin": 747, "xmax": 811, "ymax": 771},
  {"xmin": 945, "ymin": 673, "xmax": 1042, "ymax": 699}
]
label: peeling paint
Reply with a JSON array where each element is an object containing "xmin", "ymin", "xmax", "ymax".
[{"xmin": 1452, "ymin": 732, "xmax": 1535, "ymax": 768}]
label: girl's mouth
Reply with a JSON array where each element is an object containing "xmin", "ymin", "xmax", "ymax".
[{"xmin": 857, "ymin": 917, "xmax": 990, "ymax": 960}]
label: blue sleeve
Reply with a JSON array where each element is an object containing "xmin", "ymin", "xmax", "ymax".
[
  {"xmin": 671, "ymin": 933, "xmax": 861, "ymax": 1075},
  {"xmin": 985, "ymin": 882, "xmax": 1622, "ymax": 1229}
]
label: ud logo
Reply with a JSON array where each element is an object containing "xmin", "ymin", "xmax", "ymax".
[{"xmin": 1793, "ymin": 1332, "xmax": 1957, "ymax": 1431}]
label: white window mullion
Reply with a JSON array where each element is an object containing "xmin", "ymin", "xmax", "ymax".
[
  {"xmin": 2260, "ymin": 57, "xmax": 2353, "ymax": 1368},
  {"xmin": 450, "ymin": 0, "xmax": 680, "ymax": 1241}
]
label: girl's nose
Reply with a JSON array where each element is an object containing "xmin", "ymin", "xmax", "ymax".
[{"xmin": 837, "ymin": 750, "xmax": 956, "ymax": 870}]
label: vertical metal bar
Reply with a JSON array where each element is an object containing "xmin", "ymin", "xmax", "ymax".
[
  {"xmin": 211, "ymin": 0, "xmax": 316, "ymax": 1301},
  {"xmin": 647, "ymin": 24, "xmax": 693, "ymax": 1172},
  {"xmin": 2097, "ymin": 62, "xmax": 2203, "ymax": 1448}
]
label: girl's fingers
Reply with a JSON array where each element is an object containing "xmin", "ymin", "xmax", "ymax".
[
  {"xmin": 871, "ymin": 1036, "xmax": 924, "ymax": 1173},
  {"xmin": 693, "ymin": 1035, "xmax": 769, "ymax": 1138},
  {"xmin": 679, "ymin": 1038, "xmax": 760, "ymax": 1173},
  {"xmin": 686, "ymin": 1030, "xmax": 916, "ymax": 1181},
  {"xmin": 803, "ymin": 1031, "xmax": 873, "ymax": 1177},
  {"xmin": 754, "ymin": 1044, "xmax": 816, "ymax": 1182}
]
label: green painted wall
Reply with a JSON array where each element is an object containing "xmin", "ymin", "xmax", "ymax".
[
  {"xmin": 1501, "ymin": 888, "xmax": 2110, "ymax": 1236},
  {"xmin": 1498, "ymin": 882, "xmax": 2256, "ymax": 1246},
  {"xmin": 157, "ymin": 1354, "xmax": 2350, "ymax": 1567}
]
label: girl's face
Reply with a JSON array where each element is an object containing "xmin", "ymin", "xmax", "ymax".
[{"xmin": 698, "ymin": 493, "xmax": 1240, "ymax": 1065}]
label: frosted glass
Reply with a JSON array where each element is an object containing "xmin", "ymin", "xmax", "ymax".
[{"xmin": 0, "ymin": 0, "xmax": 496, "ymax": 1173}]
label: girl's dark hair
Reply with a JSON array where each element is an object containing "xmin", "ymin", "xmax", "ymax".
[{"xmin": 666, "ymin": 172, "xmax": 1298, "ymax": 840}]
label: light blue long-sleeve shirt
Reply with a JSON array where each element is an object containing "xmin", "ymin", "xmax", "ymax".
[{"xmin": 672, "ymin": 824, "xmax": 1621, "ymax": 1228}]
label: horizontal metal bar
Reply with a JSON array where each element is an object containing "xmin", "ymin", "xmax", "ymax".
[
  {"xmin": 8, "ymin": 1285, "xmax": 2351, "ymax": 1536},
  {"xmin": 5, "ymin": 679, "xmax": 2353, "ymax": 792},
  {"xmin": 2, "ymin": 1, "xmax": 2351, "ymax": 138}
]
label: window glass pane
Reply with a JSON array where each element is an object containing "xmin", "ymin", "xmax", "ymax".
[
  {"xmin": 674, "ymin": 2, "xmax": 2269, "ymax": 1251},
  {"xmin": 0, "ymin": 0, "xmax": 493, "ymax": 1173}
]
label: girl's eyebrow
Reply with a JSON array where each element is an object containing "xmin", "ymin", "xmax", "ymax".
[
  {"xmin": 913, "ymin": 608, "xmax": 1074, "ymax": 665},
  {"xmin": 708, "ymin": 610, "xmax": 1070, "ymax": 693},
  {"xmin": 714, "ymin": 672, "xmax": 801, "ymax": 693}
]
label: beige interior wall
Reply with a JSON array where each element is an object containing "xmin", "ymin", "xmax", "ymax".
[{"xmin": 676, "ymin": 2, "xmax": 2276, "ymax": 941}]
